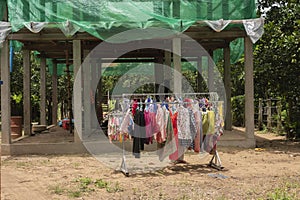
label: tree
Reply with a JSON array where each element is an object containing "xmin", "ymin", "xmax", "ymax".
[{"xmin": 255, "ymin": 0, "xmax": 300, "ymax": 138}]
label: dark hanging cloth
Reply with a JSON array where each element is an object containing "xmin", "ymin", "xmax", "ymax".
[{"xmin": 132, "ymin": 109, "xmax": 146, "ymax": 158}]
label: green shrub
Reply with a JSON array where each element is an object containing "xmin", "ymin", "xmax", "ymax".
[{"xmin": 231, "ymin": 95, "xmax": 245, "ymax": 127}]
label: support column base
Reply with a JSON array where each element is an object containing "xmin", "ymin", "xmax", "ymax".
[
  {"xmin": 1, "ymin": 144, "xmax": 11, "ymax": 156},
  {"xmin": 246, "ymin": 138, "xmax": 256, "ymax": 148},
  {"xmin": 74, "ymin": 130, "xmax": 81, "ymax": 143}
]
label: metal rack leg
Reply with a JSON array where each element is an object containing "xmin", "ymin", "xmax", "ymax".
[
  {"xmin": 209, "ymin": 150, "xmax": 224, "ymax": 170},
  {"xmin": 120, "ymin": 137, "xmax": 129, "ymax": 176}
]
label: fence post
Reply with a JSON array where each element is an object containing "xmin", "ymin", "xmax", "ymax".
[
  {"xmin": 258, "ymin": 98, "xmax": 263, "ymax": 130},
  {"xmin": 267, "ymin": 99, "xmax": 272, "ymax": 131},
  {"xmin": 277, "ymin": 99, "xmax": 282, "ymax": 133}
]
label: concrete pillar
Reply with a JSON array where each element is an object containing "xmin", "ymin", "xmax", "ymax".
[
  {"xmin": 208, "ymin": 51, "xmax": 214, "ymax": 92},
  {"xmin": 164, "ymin": 50, "xmax": 172, "ymax": 93},
  {"xmin": 197, "ymin": 56, "xmax": 203, "ymax": 92},
  {"xmin": 95, "ymin": 59, "xmax": 103, "ymax": 124},
  {"xmin": 40, "ymin": 57, "xmax": 47, "ymax": 125},
  {"xmin": 173, "ymin": 38, "xmax": 181, "ymax": 94},
  {"xmin": 52, "ymin": 60, "xmax": 58, "ymax": 125},
  {"xmin": 90, "ymin": 58, "xmax": 98, "ymax": 129},
  {"xmin": 73, "ymin": 40, "xmax": 82, "ymax": 142},
  {"xmin": 83, "ymin": 49, "xmax": 91, "ymax": 139},
  {"xmin": 155, "ymin": 55, "xmax": 164, "ymax": 94},
  {"xmin": 244, "ymin": 36, "xmax": 255, "ymax": 146},
  {"xmin": 224, "ymin": 45, "xmax": 232, "ymax": 130},
  {"xmin": 23, "ymin": 49, "xmax": 31, "ymax": 136},
  {"xmin": 1, "ymin": 40, "xmax": 11, "ymax": 144}
]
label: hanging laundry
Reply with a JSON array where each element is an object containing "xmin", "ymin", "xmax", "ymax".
[
  {"xmin": 193, "ymin": 108, "xmax": 202, "ymax": 153},
  {"xmin": 132, "ymin": 109, "xmax": 146, "ymax": 158},
  {"xmin": 177, "ymin": 105, "xmax": 192, "ymax": 147},
  {"xmin": 169, "ymin": 110, "xmax": 179, "ymax": 161},
  {"xmin": 157, "ymin": 112, "xmax": 176, "ymax": 161},
  {"xmin": 107, "ymin": 114, "xmax": 123, "ymax": 142},
  {"xmin": 155, "ymin": 104, "xmax": 166, "ymax": 143}
]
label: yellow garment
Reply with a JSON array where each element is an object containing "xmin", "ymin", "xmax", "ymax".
[
  {"xmin": 202, "ymin": 113, "xmax": 209, "ymax": 135},
  {"xmin": 202, "ymin": 111, "xmax": 215, "ymax": 135},
  {"xmin": 108, "ymin": 100, "xmax": 116, "ymax": 111},
  {"xmin": 218, "ymin": 102, "xmax": 224, "ymax": 127},
  {"xmin": 207, "ymin": 111, "xmax": 215, "ymax": 134}
]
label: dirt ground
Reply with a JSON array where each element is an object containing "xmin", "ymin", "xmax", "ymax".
[{"xmin": 1, "ymin": 133, "xmax": 300, "ymax": 200}]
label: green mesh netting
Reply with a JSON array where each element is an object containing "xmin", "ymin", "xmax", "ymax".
[
  {"xmin": 0, "ymin": 0, "xmax": 6, "ymax": 21},
  {"xmin": 47, "ymin": 59, "xmax": 73, "ymax": 76},
  {"xmin": 6, "ymin": 0, "xmax": 257, "ymax": 74},
  {"xmin": 214, "ymin": 38, "xmax": 245, "ymax": 64},
  {"xmin": 7, "ymin": 0, "xmax": 256, "ymax": 38}
]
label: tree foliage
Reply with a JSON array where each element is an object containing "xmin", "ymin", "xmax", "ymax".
[{"xmin": 254, "ymin": 0, "xmax": 300, "ymax": 138}]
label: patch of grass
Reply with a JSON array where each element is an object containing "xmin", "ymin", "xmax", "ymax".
[
  {"xmin": 106, "ymin": 182, "xmax": 123, "ymax": 193},
  {"xmin": 68, "ymin": 190, "xmax": 82, "ymax": 198},
  {"xmin": 94, "ymin": 179, "xmax": 108, "ymax": 189},
  {"xmin": 54, "ymin": 177, "xmax": 124, "ymax": 198},
  {"xmin": 266, "ymin": 188, "xmax": 297, "ymax": 200},
  {"xmin": 49, "ymin": 185, "xmax": 65, "ymax": 195},
  {"xmin": 76, "ymin": 177, "xmax": 95, "ymax": 193},
  {"xmin": 16, "ymin": 162, "xmax": 27, "ymax": 167},
  {"xmin": 77, "ymin": 177, "xmax": 92, "ymax": 186}
]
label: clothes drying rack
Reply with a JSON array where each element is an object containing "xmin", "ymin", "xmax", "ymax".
[{"xmin": 108, "ymin": 92, "xmax": 224, "ymax": 176}]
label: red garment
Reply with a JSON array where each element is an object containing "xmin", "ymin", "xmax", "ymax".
[
  {"xmin": 132, "ymin": 100, "xmax": 138, "ymax": 116},
  {"xmin": 169, "ymin": 110, "xmax": 179, "ymax": 161}
]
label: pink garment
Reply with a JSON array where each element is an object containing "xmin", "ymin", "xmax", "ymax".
[
  {"xmin": 155, "ymin": 105, "xmax": 165, "ymax": 143},
  {"xmin": 144, "ymin": 110, "xmax": 151, "ymax": 142},
  {"xmin": 120, "ymin": 109, "xmax": 132, "ymax": 133},
  {"xmin": 144, "ymin": 110, "xmax": 157, "ymax": 144}
]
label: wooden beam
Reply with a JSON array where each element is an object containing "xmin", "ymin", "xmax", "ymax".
[
  {"xmin": 24, "ymin": 39, "xmax": 232, "ymax": 52},
  {"xmin": 155, "ymin": 56, "xmax": 164, "ymax": 93},
  {"xmin": 57, "ymin": 57, "xmax": 209, "ymax": 64},
  {"xmin": 173, "ymin": 38, "xmax": 181, "ymax": 94},
  {"xmin": 224, "ymin": 45, "xmax": 232, "ymax": 130},
  {"xmin": 40, "ymin": 57, "xmax": 47, "ymax": 125},
  {"xmin": 73, "ymin": 40, "xmax": 82, "ymax": 143},
  {"xmin": 244, "ymin": 36, "xmax": 255, "ymax": 146},
  {"xmin": 8, "ymin": 32, "xmax": 99, "ymax": 41},
  {"xmin": 23, "ymin": 49, "xmax": 31, "ymax": 136},
  {"xmin": 197, "ymin": 56, "xmax": 203, "ymax": 92},
  {"xmin": 52, "ymin": 61, "xmax": 58, "ymax": 125},
  {"xmin": 9, "ymin": 26, "xmax": 246, "ymax": 42},
  {"xmin": 83, "ymin": 50, "xmax": 91, "ymax": 140},
  {"xmin": 73, "ymin": 40, "xmax": 82, "ymax": 76},
  {"xmin": 185, "ymin": 29, "xmax": 246, "ymax": 40},
  {"xmin": 90, "ymin": 59, "xmax": 98, "ymax": 129},
  {"xmin": 24, "ymin": 38, "xmax": 234, "ymax": 61},
  {"xmin": 101, "ymin": 58, "xmax": 155, "ymax": 63},
  {"xmin": 1, "ymin": 40, "xmax": 11, "ymax": 144},
  {"xmin": 208, "ymin": 50, "xmax": 214, "ymax": 92},
  {"xmin": 164, "ymin": 50, "xmax": 172, "ymax": 93},
  {"xmin": 96, "ymin": 60, "xmax": 103, "ymax": 122}
]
